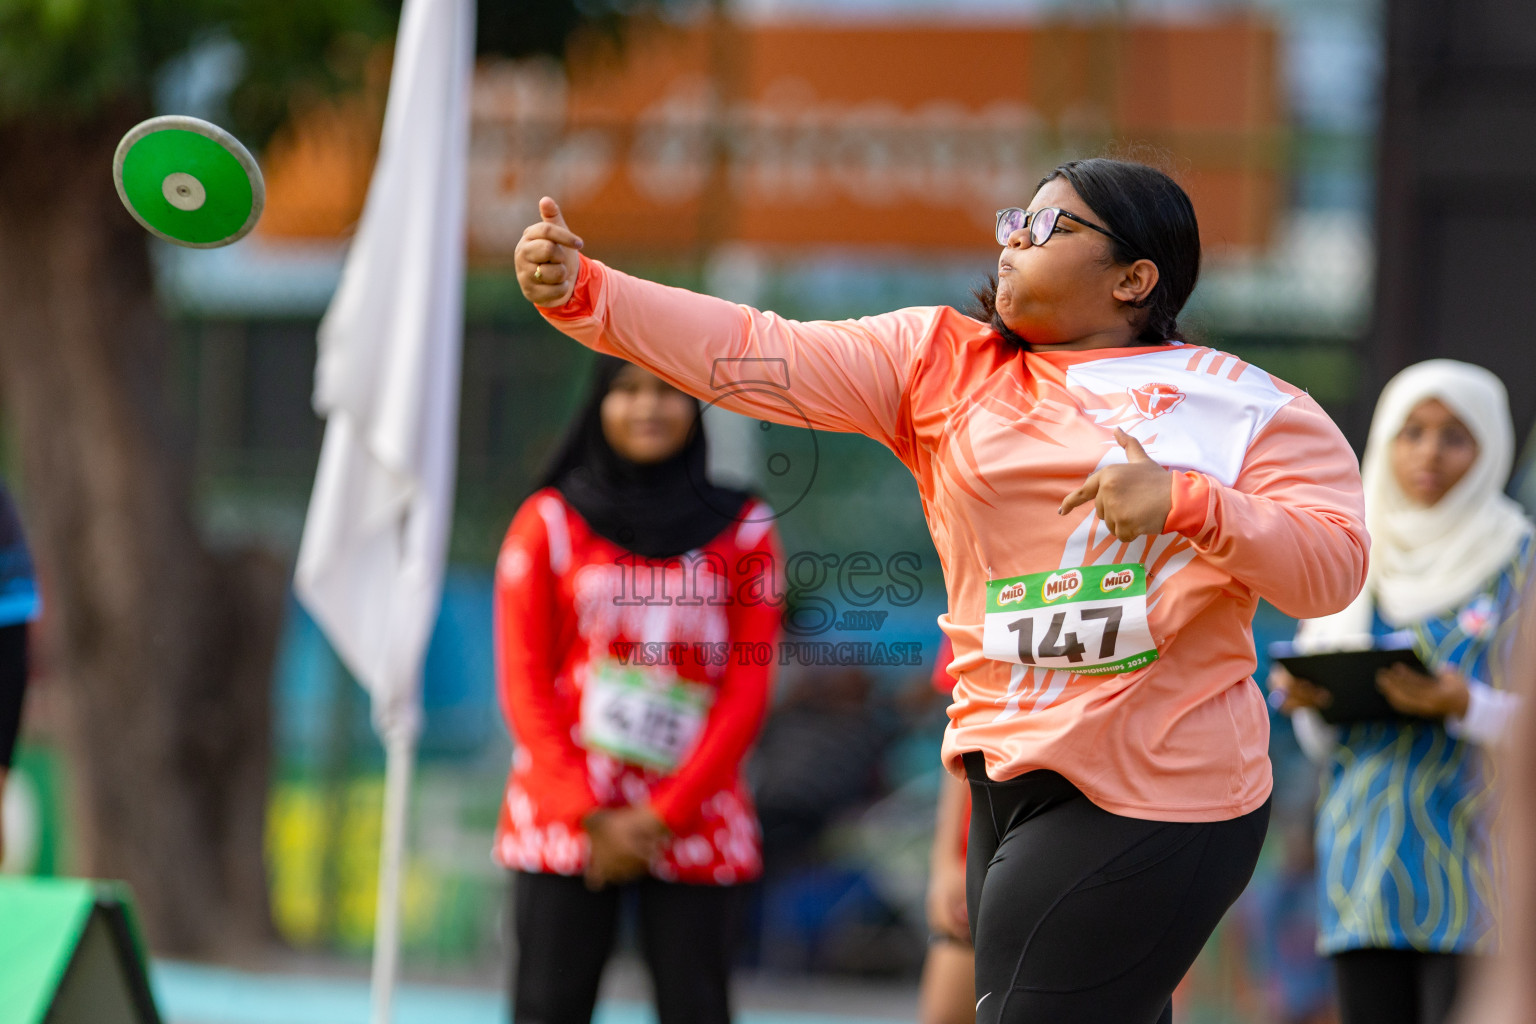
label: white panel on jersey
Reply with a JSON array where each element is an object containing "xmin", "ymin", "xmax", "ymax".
[{"xmin": 1064, "ymin": 347, "xmax": 1295, "ymax": 488}]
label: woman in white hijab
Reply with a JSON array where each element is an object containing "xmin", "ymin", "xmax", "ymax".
[{"xmin": 1273, "ymin": 359, "xmax": 1534, "ymax": 1024}]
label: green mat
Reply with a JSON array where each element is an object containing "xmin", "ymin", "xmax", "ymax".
[{"xmin": 0, "ymin": 877, "xmax": 160, "ymax": 1024}]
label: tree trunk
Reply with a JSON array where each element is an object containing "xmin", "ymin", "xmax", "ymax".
[{"xmin": 0, "ymin": 109, "xmax": 285, "ymax": 957}]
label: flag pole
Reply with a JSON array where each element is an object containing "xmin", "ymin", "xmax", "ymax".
[
  {"xmin": 371, "ymin": 719, "xmax": 418, "ymax": 1024},
  {"xmin": 293, "ymin": 0, "xmax": 473, "ymax": 1017}
]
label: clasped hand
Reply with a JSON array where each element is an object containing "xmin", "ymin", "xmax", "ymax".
[
  {"xmin": 1059, "ymin": 429, "xmax": 1174, "ymax": 541},
  {"xmin": 583, "ymin": 805, "xmax": 669, "ymax": 891}
]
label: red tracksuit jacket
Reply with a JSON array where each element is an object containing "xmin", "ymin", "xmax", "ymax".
[{"xmin": 493, "ymin": 488, "xmax": 782, "ymax": 884}]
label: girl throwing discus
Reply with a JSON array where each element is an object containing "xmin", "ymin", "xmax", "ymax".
[{"xmin": 515, "ymin": 158, "xmax": 1368, "ymax": 1024}]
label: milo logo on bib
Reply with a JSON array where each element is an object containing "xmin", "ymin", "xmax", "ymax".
[
  {"xmin": 981, "ymin": 562, "xmax": 1159, "ymax": 676},
  {"xmin": 1100, "ymin": 569, "xmax": 1135, "ymax": 593},
  {"xmin": 997, "ymin": 582, "xmax": 1028, "ymax": 606},
  {"xmin": 1042, "ymin": 570, "xmax": 1083, "ymax": 602}
]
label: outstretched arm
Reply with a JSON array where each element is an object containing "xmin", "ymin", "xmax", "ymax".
[{"xmin": 515, "ymin": 198, "xmax": 934, "ymax": 453}]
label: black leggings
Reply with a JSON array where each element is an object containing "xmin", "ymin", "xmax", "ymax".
[
  {"xmin": 964, "ymin": 752, "xmax": 1270, "ymax": 1024},
  {"xmin": 1333, "ymin": 948, "xmax": 1465, "ymax": 1024},
  {"xmin": 510, "ymin": 871, "xmax": 745, "ymax": 1024}
]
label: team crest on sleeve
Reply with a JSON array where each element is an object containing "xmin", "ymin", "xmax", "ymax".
[{"xmin": 1127, "ymin": 383, "xmax": 1186, "ymax": 420}]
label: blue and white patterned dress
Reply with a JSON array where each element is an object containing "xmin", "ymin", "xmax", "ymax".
[{"xmin": 1315, "ymin": 534, "xmax": 1532, "ymax": 954}]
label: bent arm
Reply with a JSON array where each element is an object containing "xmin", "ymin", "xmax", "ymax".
[
  {"xmin": 541, "ymin": 256, "xmax": 934, "ymax": 452},
  {"xmin": 1163, "ymin": 396, "xmax": 1369, "ymax": 619},
  {"xmin": 495, "ymin": 500, "xmax": 599, "ymax": 827}
]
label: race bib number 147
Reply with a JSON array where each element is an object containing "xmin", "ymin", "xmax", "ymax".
[{"xmin": 982, "ymin": 563, "xmax": 1159, "ymax": 675}]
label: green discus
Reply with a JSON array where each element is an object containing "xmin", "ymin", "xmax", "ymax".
[{"xmin": 112, "ymin": 115, "xmax": 265, "ymax": 248}]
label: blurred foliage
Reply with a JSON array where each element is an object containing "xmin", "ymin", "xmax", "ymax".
[
  {"xmin": 0, "ymin": 0, "xmax": 386, "ymax": 135},
  {"xmin": 0, "ymin": 0, "xmax": 189, "ymax": 119},
  {"xmin": 0, "ymin": 0, "xmax": 691, "ymax": 141},
  {"xmin": 225, "ymin": 1, "xmax": 399, "ymax": 145}
]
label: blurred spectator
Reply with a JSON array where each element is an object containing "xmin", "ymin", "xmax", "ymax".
[
  {"xmin": 919, "ymin": 635, "xmax": 975, "ymax": 1024},
  {"xmin": 1273, "ymin": 361, "xmax": 1531, "ymax": 1024},
  {"xmin": 492, "ymin": 357, "xmax": 782, "ymax": 1024},
  {"xmin": 746, "ymin": 665, "xmax": 909, "ymax": 973},
  {"xmin": 1452, "ymin": 597, "xmax": 1536, "ymax": 1023},
  {"xmin": 0, "ymin": 481, "xmax": 39, "ymax": 867},
  {"xmin": 749, "ymin": 666, "xmax": 901, "ymax": 877},
  {"xmin": 1241, "ymin": 817, "xmax": 1337, "ymax": 1024}
]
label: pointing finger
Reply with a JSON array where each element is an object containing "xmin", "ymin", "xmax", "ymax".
[
  {"xmin": 1115, "ymin": 428, "xmax": 1154, "ymax": 463},
  {"xmin": 540, "ymin": 196, "xmax": 567, "ymax": 229},
  {"xmin": 539, "ymin": 197, "xmax": 584, "ymax": 248},
  {"xmin": 533, "ymin": 195, "xmax": 583, "ymax": 244},
  {"xmin": 1059, "ymin": 475, "xmax": 1101, "ymax": 516}
]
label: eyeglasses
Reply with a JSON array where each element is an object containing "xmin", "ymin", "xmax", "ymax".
[{"xmin": 994, "ymin": 206, "xmax": 1134, "ymax": 252}]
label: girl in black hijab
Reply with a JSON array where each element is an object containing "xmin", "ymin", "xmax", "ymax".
[
  {"xmin": 538, "ymin": 354, "xmax": 753, "ymax": 558},
  {"xmin": 493, "ymin": 356, "xmax": 783, "ymax": 1024}
]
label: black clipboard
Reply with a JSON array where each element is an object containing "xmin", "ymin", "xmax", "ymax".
[{"xmin": 1267, "ymin": 636, "xmax": 1434, "ymax": 725}]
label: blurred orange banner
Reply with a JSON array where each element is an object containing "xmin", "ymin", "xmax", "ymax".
[{"xmin": 262, "ymin": 16, "xmax": 1284, "ymax": 260}]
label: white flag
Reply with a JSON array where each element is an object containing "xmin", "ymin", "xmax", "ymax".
[{"xmin": 295, "ymin": 0, "xmax": 475, "ymax": 743}]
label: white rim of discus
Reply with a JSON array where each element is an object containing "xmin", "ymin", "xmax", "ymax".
[{"xmin": 112, "ymin": 114, "xmax": 267, "ymax": 249}]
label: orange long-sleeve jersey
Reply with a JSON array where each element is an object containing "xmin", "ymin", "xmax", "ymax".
[
  {"xmin": 493, "ymin": 488, "xmax": 782, "ymax": 883},
  {"xmin": 540, "ymin": 256, "xmax": 1368, "ymax": 822}
]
